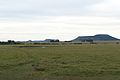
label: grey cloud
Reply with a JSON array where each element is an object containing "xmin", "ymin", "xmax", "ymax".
[{"xmin": 0, "ymin": 0, "xmax": 103, "ymax": 17}]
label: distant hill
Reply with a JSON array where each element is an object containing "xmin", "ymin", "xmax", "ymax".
[
  {"xmin": 72, "ymin": 34, "xmax": 119, "ymax": 42},
  {"xmin": 27, "ymin": 39, "xmax": 59, "ymax": 43}
]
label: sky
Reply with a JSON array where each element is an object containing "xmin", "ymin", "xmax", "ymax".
[{"xmin": 0, "ymin": 0, "xmax": 120, "ymax": 41}]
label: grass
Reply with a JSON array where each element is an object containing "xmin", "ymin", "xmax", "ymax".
[{"xmin": 0, "ymin": 44, "xmax": 120, "ymax": 80}]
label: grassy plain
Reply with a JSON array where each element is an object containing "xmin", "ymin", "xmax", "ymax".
[{"xmin": 0, "ymin": 44, "xmax": 120, "ymax": 80}]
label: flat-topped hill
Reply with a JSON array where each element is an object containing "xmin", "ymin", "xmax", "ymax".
[{"xmin": 72, "ymin": 34, "xmax": 119, "ymax": 42}]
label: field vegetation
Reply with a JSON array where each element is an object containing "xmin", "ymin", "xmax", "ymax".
[{"xmin": 0, "ymin": 44, "xmax": 120, "ymax": 80}]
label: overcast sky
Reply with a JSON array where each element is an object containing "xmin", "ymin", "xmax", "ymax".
[{"xmin": 0, "ymin": 0, "xmax": 120, "ymax": 41}]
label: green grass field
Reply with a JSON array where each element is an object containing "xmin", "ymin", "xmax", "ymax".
[{"xmin": 0, "ymin": 44, "xmax": 120, "ymax": 80}]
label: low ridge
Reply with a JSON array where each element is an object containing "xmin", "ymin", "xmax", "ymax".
[{"xmin": 72, "ymin": 34, "xmax": 119, "ymax": 42}]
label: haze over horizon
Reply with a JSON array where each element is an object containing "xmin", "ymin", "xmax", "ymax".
[{"xmin": 0, "ymin": 0, "xmax": 120, "ymax": 41}]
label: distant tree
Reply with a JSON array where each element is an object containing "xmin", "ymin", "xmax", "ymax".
[
  {"xmin": 64, "ymin": 41, "xmax": 72, "ymax": 42},
  {"xmin": 8, "ymin": 40, "xmax": 15, "ymax": 44},
  {"xmin": 55, "ymin": 39, "xmax": 59, "ymax": 42},
  {"xmin": 50, "ymin": 40, "xmax": 54, "ymax": 42},
  {"xmin": 50, "ymin": 39, "xmax": 59, "ymax": 42}
]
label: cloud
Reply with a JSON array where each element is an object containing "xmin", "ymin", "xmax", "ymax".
[
  {"xmin": 0, "ymin": 16, "xmax": 120, "ymax": 40},
  {"xmin": 0, "ymin": 0, "xmax": 103, "ymax": 17},
  {"xmin": 89, "ymin": 0, "xmax": 120, "ymax": 16},
  {"xmin": 0, "ymin": 0, "xmax": 120, "ymax": 17},
  {"xmin": 0, "ymin": 0, "xmax": 120, "ymax": 40}
]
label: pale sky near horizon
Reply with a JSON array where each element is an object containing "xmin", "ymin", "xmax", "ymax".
[{"xmin": 0, "ymin": 0, "xmax": 120, "ymax": 41}]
